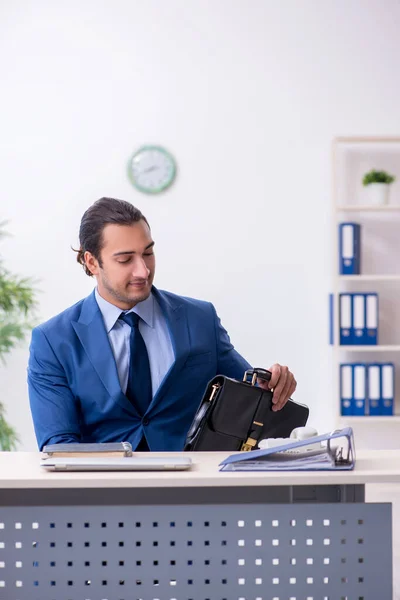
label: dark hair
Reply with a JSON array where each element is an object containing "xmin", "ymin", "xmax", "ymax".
[{"xmin": 75, "ymin": 197, "xmax": 149, "ymax": 276}]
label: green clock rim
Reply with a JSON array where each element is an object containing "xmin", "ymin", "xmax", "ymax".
[{"xmin": 127, "ymin": 145, "xmax": 177, "ymax": 194}]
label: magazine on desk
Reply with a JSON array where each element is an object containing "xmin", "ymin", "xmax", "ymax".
[{"xmin": 219, "ymin": 427, "xmax": 355, "ymax": 472}]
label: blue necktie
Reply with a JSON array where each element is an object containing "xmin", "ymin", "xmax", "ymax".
[{"xmin": 119, "ymin": 312, "xmax": 152, "ymax": 417}]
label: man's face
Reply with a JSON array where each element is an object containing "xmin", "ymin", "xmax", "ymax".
[{"xmin": 85, "ymin": 220, "xmax": 155, "ymax": 309}]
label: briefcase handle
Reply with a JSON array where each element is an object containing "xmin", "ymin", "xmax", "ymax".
[{"xmin": 243, "ymin": 368, "xmax": 272, "ymax": 387}]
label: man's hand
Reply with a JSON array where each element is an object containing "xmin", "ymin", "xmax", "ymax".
[{"xmin": 257, "ymin": 363, "xmax": 297, "ymax": 411}]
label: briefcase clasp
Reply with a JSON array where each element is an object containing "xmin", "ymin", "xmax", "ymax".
[
  {"xmin": 243, "ymin": 368, "xmax": 272, "ymax": 387},
  {"xmin": 208, "ymin": 383, "xmax": 220, "ymax": 403},
  {"xmin": 241, "ymin": 437, "xmax": 257, "ymax": 451},
  {"xmin": 243, "ymin": 370, "xmax": 258, "ymax": 386}
]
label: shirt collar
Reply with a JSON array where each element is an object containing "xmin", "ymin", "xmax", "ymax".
[{"xmin": 95, "ymin": 288, "xmax": 155, "ymax": 332}]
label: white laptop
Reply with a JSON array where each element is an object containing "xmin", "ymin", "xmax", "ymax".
[{"xmin": 40, "ymin": 456, "xmax": 192, "ymax": 472}]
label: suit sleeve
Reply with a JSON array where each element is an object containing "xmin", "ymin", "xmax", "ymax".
[
  {"xmin": 27, "ymin": 326, "xmax": 81, "ymax": 450},
  {"xmin": 211, "ymin": 304, "xmax": 252, "ymax": 378}
]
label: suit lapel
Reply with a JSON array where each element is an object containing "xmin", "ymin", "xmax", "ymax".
[
  {"xmin": 72, "ymin": 291, "xmax": 138, "ymax": 416},
  {"xmin": 151, "ymin": 287, "xmax": 190, "ymax": 410}
]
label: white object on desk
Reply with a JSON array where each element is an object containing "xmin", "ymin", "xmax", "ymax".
[
  {"xmin": 290, "ymin": 426, "xmax": 319, "ymax": 440},
  {"xmin": 40, "ymin": 456, "xmax": 192, "ymax": 472},
  {"xmin": 258, "ymin": 426, "xmax": 320, "ymax": 453}
]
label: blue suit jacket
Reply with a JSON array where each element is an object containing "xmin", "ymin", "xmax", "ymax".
[{"xmin": 28, "ymin": 288, "xmax": 250, "ymax": 451}]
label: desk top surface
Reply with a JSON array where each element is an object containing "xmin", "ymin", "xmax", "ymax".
[{"xmin": 0, "ymin": 450, "xmax": 399, "ymax": 489}]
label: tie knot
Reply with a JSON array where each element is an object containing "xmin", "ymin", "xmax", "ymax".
[{"xmin": 119, "ymin": 311, "xmax": 140, "ymax": 329}]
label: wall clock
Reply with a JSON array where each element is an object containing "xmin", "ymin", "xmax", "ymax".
[{"xmin": 128, "ymin": 145, "xmax": 176, "ymax": 194}]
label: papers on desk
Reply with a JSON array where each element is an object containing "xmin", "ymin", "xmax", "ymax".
[{"xmin": 219, "ymin": 427, "xmax": 355, "ymax": 472}]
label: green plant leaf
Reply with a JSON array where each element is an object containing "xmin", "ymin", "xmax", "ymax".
[
  {"xmin": 362, "ymin": 169, "xmax": 396, "ymax": 185},
  {"xmin": 0, "ymin": 223, "xmax": 38, "ymax": 449},
  {"xmin": 0, "ymin": 402, "xmax": 19, "ymax": 450}
]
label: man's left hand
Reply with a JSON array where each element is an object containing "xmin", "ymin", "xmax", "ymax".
[{"xmin": 257, "ymin": 363, "xmax": 297, "ymax": 411}]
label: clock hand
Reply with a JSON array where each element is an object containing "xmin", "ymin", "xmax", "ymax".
[{"xmin": 141, "ymin": 165, "xmax": 158, "ymax": 175}]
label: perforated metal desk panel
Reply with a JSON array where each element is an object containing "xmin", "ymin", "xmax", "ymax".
[{"xmin": 0, "ymin": 450, "xmax": 398, "ymax": 600}]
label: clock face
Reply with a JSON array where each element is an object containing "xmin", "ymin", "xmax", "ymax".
[{"xmin": 128, "ymin": 145, "xmax": 176, "ymax": 194}]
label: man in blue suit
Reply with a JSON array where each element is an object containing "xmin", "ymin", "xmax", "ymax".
[{"xmin": 28, "ymin": 198, "xmax": 297, "ymax": 451}]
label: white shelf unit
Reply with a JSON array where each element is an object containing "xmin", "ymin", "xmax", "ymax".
[
  {"xmin": 339, "ymin": 275, "xmax": 400, "ymax": 281},
  {"xmin": 337, "ymin": 205, "xmax": 400, "ymax": 212},
  {"xmin": 332, "ymin": 136, "xmax": 400, "ymax": 448},
  {"xmin": 337, "ymin": 345, "xmax": 400, "ymax": 352},
  {"xmin": 339, "ymin": 416, "xmax": 400, "ymax": 423}
]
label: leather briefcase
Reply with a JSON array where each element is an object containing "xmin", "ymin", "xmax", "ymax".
[{"xmin": 184, "ymin": 368, "xmax": 309, "ymax": 452}]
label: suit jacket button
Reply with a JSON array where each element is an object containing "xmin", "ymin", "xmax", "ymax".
[{"xmin": 142, "ymin": 417, "xmax": 150, "ymax": 426}]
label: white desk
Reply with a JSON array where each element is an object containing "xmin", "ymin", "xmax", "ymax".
[
  {"xmin": 0, "ymin": 450, "xmax": 398, "ymax": 600},
  {"xmin": 0, "ymin": 450, "xmax": 400, "ymax": 488}
]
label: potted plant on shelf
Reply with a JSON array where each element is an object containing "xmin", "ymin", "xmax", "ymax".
[
  {"xmin": 362, "ymin": 169, "xmax": 396, "ymax": 205},
  {"xmin": 0, "ymin": 223, "xmax": 37, "ymax": 450}
]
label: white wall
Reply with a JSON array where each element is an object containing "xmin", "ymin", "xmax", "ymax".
[{"xmin": 0, "ymin": 0, "xmax": 399, "ymax": 450}]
